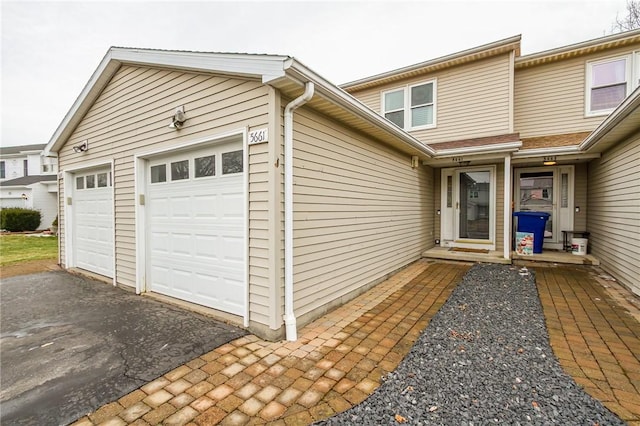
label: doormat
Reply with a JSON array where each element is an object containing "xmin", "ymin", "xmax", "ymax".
[{"xmin": 449, "ymin": 247, "xmax": 489, "ymax": 254}]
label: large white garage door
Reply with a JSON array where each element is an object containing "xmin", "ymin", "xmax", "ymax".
[
  {"xmin": 73, "ymin": 169, "xmax": 114, "ymax": 278},
  {"xmin": 146, "ymin": 141, "xmax": 245, "ymax": 316}
]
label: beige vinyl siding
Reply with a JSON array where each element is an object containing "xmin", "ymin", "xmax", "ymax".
[
  {"xmin": 57, "ymin": 66, "xmax": 271, "ymax": 316},
  {"xmin": 587, "ymin": 133, "xmax": 640, "ymax": 295},
  {"xmin": 248, "ymin": 139, "xmax": 274, "ymax": 327},
  {"xmin": 291, "ymin": 107, "xmax": 433, "ymax": 318},
  {"xmin": 573, "ymin": 163, "xmax": 588, "ymax": 230},
  {"xmin": 514, "ymin": 45, "xmax": 640, "ymax": 138},
  {"xmin": 348, "ymin": 54, "xmax": 513, "ymax": 144}
]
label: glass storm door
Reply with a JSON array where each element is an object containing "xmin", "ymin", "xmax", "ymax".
[
  {"xmin": 441, "ymin": 167, "xmax": 495, "ymax": 249},
  {"xmin": 515, "ymin": 166, "xmax": 574, "ymax": 249},
  {"xmin": 458, "ymin": 170, "xmax": 491, "ymax": 240}
]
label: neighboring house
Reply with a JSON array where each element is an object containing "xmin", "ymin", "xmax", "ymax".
[
  {"xmin": 0, "ymin": 144, "xmax": 59, "ymax": 230},
  {"xmin": 43, "ymin": 29, "xmax": 640, "ymax": 341},
  {"xmin": 344, "ymin": 30, "xmax": 639, "ymax": 296}
]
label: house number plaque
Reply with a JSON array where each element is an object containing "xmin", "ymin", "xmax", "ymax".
[{"xmin": 248, "ymin": 128, "xmax": 269, "ymax": 145}]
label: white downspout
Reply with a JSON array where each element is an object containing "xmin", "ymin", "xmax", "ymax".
[{"xmin": 284, "ymin": 82, "xmax": 314, "ymax": 341}]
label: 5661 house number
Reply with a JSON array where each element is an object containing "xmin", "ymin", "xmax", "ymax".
[{"xmin": 248, "ymin": 128, "xmax": 268, "ymax": 145}]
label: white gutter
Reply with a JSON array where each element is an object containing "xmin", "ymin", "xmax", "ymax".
[
  {"xmin": 512, "ymin": 145, "xmax": 581, "ymax": 157},
  {"xmin": 281, "ymin": 59, "xmax": 435, "ymax": 157},
  {"xmin": 283, "ymin": 81, "xmax": 315, "ymax": 341},
  {"xmin": 433, "ymin": 141, "xmax": 522, "ymax": 157},
  {"xmin": 579, "ymin": 86, "xmax": 640, "ymax": 151}
]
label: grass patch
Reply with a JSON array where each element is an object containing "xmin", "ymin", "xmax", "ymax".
[{"xmin": 0, "ymin": 234, "xmax": 58, "ymax": 267}]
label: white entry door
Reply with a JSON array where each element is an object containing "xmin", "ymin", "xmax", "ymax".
[
  {"xmin": 515, "ymin": 166, "xmax": 574, "ymax": 250},
  {"xmin": 441, "ymin": 166, "xmax": 496, "ymax": 250},
  {"xmin": 145, "ymin": 141, "xmax": 245, "ymax": 316},
  {"xmin": 73, "ymin": 169, "xmax": 114, "ymax": 278}
]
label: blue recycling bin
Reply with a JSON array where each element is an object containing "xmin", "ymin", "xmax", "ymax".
[{"xmin": 513, "ymin": 211, "xmax": 550, "ymax": 254}]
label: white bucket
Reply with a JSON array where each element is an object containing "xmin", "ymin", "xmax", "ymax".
[{"xmin": 571, "ymin": 238, "xmax": 588, "ymax": 256}]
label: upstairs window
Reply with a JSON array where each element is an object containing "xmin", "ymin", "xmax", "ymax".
[
  {"xmin": 0, "ymin": 161, "xmax": 5, "ymax": 179},
  {"xmin": 586, "ymin": 56, "xmax": 635, "ymax": 115},
  {"xmin": 382, "ymin": 80, "xmax": 436, "ymax": 130}
]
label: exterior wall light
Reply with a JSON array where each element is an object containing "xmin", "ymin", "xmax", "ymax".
[
  {"xmin": 169, "ymin": 106, "xmax": 187, "ymax": 130},
  {"xmin": 73, "ymin": 141, "xmax": 89, "ymax": 153}
]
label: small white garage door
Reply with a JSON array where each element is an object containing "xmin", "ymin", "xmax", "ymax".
[
  {"xmin": 146, "ymin": 141, "xmax": 245, "ymax": 316},
  {"xmin": 73, "ymin": 169, "xmax": 114, "ymax": 278}
]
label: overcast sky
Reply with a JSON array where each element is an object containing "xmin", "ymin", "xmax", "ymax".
[{"xmin": 0, "ymin": 0, "xmax": 630, "ymax": 147}]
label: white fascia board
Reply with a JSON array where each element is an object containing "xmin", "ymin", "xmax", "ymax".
[
  {"xmin": 434, "ymin": 141, "xmax": 522, "ymax": 158},
  {"xmin": 44, "ymin": 48, "xmax": 290, "ymax": 156},
  {"xmin": 342, "ymin": 35, "xmax": 521, "ymax": 89},
  {"xmin": 44, "ymin": 50, "xmax": 121, "ymax": 156},
  {"xmin": 580, "ymin": 86, "xmax": 640, "ymax": 151},
  {"xmin": 283, "ymin": 59, "xmax": 436, "ymax": 157},
  {"xmin": 517, "ymin": 28, "xmax": 640, "ymax": 66},
  {"xmin": 512, "ymin": 146, "xmax": 582, "ymax": 158},
  {"xmin": 111, "ymin": 48, "xmax": 288, "ymax": 83}
]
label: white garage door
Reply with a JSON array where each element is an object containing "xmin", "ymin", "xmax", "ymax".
[
  {"xmin": 146, "ymin": 141, "xmax": 245, "ymax": 316},
  {"xmin": 73, "ymin": 169, "xmax": 114, "ymax": 278}
]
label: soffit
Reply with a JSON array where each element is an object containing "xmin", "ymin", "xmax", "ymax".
[{"xmin": 516, "ymin": 29, "xmax": 640, "ymax": 69}]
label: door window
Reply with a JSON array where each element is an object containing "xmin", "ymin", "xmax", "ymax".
[
  {"xmin": 458, "ymin": 171, "xmax": 491, "ymax": 240},
  {"xmin": 519, "ymin": 172, "xmax": 553, "ymax": 238}
]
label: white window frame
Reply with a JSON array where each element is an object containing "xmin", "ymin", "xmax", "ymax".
[
  {"xmin": 585, "ymin": 54, "xmax": 634, "ymax": 117},
  {"xmin": 381, "ymin": 79, "xmax": 437, "ymax": 130}
]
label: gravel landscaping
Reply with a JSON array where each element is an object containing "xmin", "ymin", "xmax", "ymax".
[{"xmin": 319, "ymin": 263, "xmax": 623, "ymax": 425}]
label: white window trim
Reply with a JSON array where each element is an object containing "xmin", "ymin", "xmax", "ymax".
[
  {"xmin": 585, "ymin": 54, "xmax": 633, "ymax": 117},
  {"xmin": 381, "ymin": 79, "xmax": 437, "ymax": 130}
]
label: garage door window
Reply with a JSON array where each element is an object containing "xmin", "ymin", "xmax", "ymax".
[
  {"xmin": 76, "ymin": 176, "xmax": 85, "ymax": 190},
  {"xmin": 171, "ymin": 160, "xmax": 189, "ymax": 181},
  {"xmin": 195, "ymin": 155, "xmax": 215, "ymax": 178},
  {"xmin": 222, "ymin": 150, "xmax": 243, "ymax": 175},
  {"xmin": 86, "ymin": 175, "xmax": 96, "ymax": 188},
  {"xmin": 150, "ymin": 165, "xmax": 167, "ymax": 183},
  {"xmin": 97, "ymin": 173, "xmax": 108, "ymax": 188}
]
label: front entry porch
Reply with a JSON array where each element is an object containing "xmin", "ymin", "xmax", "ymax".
[{"xmin": 422, "ymin": 246, "xmax": 600, "ymax": 266}]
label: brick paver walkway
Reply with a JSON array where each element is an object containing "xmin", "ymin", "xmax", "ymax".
[
  {"xmin": 536, "ymin": 266, "xmax": 640, "ymax": 424},
  {"xmin": 72, "ymin": 260, "xmax": 468, "ymax": 426}
]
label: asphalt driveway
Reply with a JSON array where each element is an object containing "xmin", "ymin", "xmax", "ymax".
[{"xmin": 0, "ymin": 271, "xmax": 246, "ymax": 425}]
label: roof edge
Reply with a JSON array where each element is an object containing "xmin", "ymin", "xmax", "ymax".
[
  {"xmin": 516, "ymin": 28, "xmax": 640, "ymax": 68},
  {"xmin": 433, "ymin": 141, "xmax": 522, "ymax": 158},
  {"xmin": 580, "ymin": 85, "xmax": 640, "ymax": 151},
  {"xmin": 341, "ymin": 35, "xmax": 521, "ymax": 91},
  {"xmin": 44, "ymin": 48, "xmax": 292, "ymax": 155},
  {"xmin": 285, "ymin": 59, "xmax": 436, "ymax": 157}
]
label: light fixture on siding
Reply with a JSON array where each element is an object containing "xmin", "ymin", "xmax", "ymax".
[
  {"xmin": 72, "ymin": 140, "xmax": 89, "ymax": 153},
  {"xmin": 168, "ymin": 106, "xmax": 187, "ymax": 130},
  {"xmin": 411, "ymin": 155, "xmax": 419, "ymax": 168},
  {"xmin": 543, "ymin": 156, "xmax": 557, "ymax": 166}
]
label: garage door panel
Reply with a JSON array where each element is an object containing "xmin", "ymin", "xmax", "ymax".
[
  {"xmin": 195, "ymin": 236, "xmax": 219, "ymax": 259},
  {"xmin": 147, "ymin": 141, "xmax": 245, "ymax": 316},
  {"xmin": 194, "ymin": 195, "xmax": 218, "ymax": 217},
  {"xmin": 73, "ymin": 170, "xmax": 114, "ymax": 278}
]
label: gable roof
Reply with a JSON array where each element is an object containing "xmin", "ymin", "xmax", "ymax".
[
  {"xmin": 0, "ymin": 144, "xmax": 46, "ymax": 156},
  {"xmin": 44, "ymin": 47, "xmax": 435, "ymax": 159}
]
